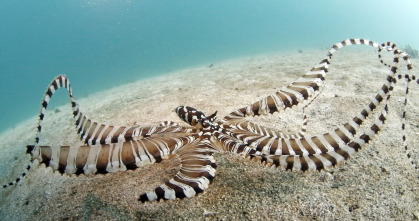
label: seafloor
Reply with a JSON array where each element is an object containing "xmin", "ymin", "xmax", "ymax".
[{"xmin": 0, "ymin": 48, "xmax": 418, "ymax": 220}]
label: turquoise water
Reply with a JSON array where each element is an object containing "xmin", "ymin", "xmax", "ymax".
[{"xmin": 0, "ymin": 0, "xmax": 418, "ymax": 133}]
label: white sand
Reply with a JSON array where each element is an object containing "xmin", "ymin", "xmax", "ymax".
[{"xmin": 0, "ymin": 47, "xmax": 418, "ymax": 220}]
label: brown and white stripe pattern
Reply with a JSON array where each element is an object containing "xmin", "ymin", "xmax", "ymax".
[
  {"xmin": 223, "ymin": 39, "xmax": 399, "ymax": 122},
  {"xmin": 4, "ymin": 39, "xmax": 417, "ymax": 203},
  {"xmin": 255, "ymin": 103, "xmax": 390, "ymax": 172},
  {"xmin": 27, "ymin": 133, "xmax": 198, "ymax": 175},
  {"xmin": 35, "ymin": 75, "xmax": 195, "ymax": 146},
  {"xmin": 241, "ymin": 99, "xmax": 391, "ymax": 172},
  {"xmin": 227, "ymin": 73, "xmax": 396, "ymax": 157},
  {"xmin": 222, "ymin": 39, "xmax": 417, "ymax": 172},
  {"xmin": 139, "ymin": 142, "xmax": 216, "ymax": 202},
  {"xmin": 223, "ymin": 55, "xmax": 329, "ymax": 121}
]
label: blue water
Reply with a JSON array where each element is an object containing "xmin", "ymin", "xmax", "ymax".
[{"xmin": 1, "ymin": 0, "xmax": 418, "ymax": 133}]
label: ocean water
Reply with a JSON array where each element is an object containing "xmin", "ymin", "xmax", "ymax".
[{"xmin": 0, "ymin": 0, "xmax": 418, "ymax": 133}]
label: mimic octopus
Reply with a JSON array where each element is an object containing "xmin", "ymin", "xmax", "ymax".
[{"xmin": 2, "ymin": 39, "xmax": 418, "ymax": 202}]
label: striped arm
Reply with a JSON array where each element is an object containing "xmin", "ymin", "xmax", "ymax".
[
  {"xmin": 222, "ymin": 39, "xmax": 392, "ymax": 121},
  {"xmin": 223, "ymin": 38, "xmax": 407, "ymax": 155},
  {"xmin": 80, "ymin": 124, "xmax": 195, "ymax": 146},
  {"xmin": 35, "ymin": 75, "xmax": 76, "ymax": 143},
  {"xmin": 35, "ymin": 75, "xmax": 194, "ymax": 146},
  {"xmin": 138, "ymin": 142, "xmax": 216, "ymax": 202},
  {"xmin": 214, "ymin": 132, "xmax": 265, "ymax": 157},
  {"xmin": 225, "ymin": 47, "xmax": 403, "ymax": 166},
  {"xmin": 159, "ymin": 121, "xmax": 179, "ymax": 127},
  {"xmin": 2, "ymin": 164, "xmax": 31, "ymax": 188},
  {"xmin": 228, "ymin": 121, "xmax": 301, "ymax": 139},
  {"xmin": 298, "ymin": 112, "xmax": 308, "ymax": 137},
  {"xmin": 391, "ymin": 44, "xmax": 418, "ymax": 169},
  {"xmin": 255, "ymin": 104, "xmax": 389, "ymax": 172},
  {"xmin": 229, "ymin": 68, "xmax": 397, "ymax": 156},
  {"xmin": 252, "ymin": 102, "xmax": 389, "ymax": 158},
  {"xmin": 243, "ymin": 66, "xmax": 405, "ymax": 171},
  {"xmin": 225, "ymin": 88, "xmax": 314, "ymax": 139},
  {"xmin": 27, "ymin": 134, "xmax": 197, "ymax": 175},
  {"xmin": 219, "ymin": 101, "xmax": 388, "ymax": 172},
  {"xmin": 366, "ymin": 41, "xmax": 418, "ymax": 169},
  {"xmin": 401, "ymin": 75, "xmax": 418, "ymax": 169}
]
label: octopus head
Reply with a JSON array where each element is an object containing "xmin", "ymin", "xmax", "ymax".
[{"xmin": 175, "ymin": 106, "xmax": 217, "ymax": 130}]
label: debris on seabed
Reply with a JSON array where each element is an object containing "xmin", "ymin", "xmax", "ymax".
[{"xmin": 203, "ymin": 209, "xmax": 217, "ymax": 216}]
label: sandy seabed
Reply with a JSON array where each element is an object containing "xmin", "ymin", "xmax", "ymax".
[{"xmin": 0, "ymin": 47, "xmax": 418, "ymax": 220}]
